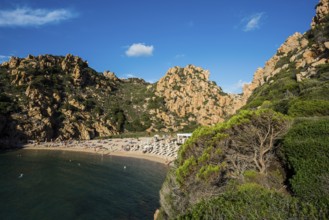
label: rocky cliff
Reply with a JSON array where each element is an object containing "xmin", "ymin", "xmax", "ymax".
[
  {"xmin": 242, "ymin": 0, "xmax": 329, "ymax": 105},
  {"xmin": 155, "ymin": 65, "xmax": 243, "ymax": 127},
  {"xmin": 312, "ymin": 0, "xmax": 329, "ymax": 28},
  {"xmin": 0, "ymin": 54, "xmax": 120, "ymax": 144},
  {"xmin": 0, "ymin": 54, "xmax": 248, "ymax": 144}
]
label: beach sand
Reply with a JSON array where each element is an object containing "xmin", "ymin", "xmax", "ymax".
[{"xmin": 23, "ymin": 137, "xmax": 178, "ymax": 165}]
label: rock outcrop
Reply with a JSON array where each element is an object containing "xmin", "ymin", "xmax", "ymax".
[
  {"xmin": 242, "ymin": 0, "xmax": 329, "ymax": 104},
  {"xmin": 103, "ymin": 70, "xmax": 119, "ymax": 81},
  {"xmin": 155, "ymin": 65, "xmax": 243, "ymax": 129},
  {"xmin": 311, "ymin": 0, "xmax": 329, "ymax": 29},
  {"xmin": 0, "ymin": 54, "xmax": 118, "ymax": 143}
]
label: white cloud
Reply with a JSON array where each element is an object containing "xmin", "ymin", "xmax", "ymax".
[
  {"xmin": 175, "ymin": 54, "xmax": 185, "ymax": 59},
  {"xmin": 243, "ymin": 13, "xmax": 264, "ymax": 32},
  {"xmin": 145, "ymin": 79, "xmax": 155, "ymax": 83},
  {"xmin": 223, "ymin": 80, "xmax": 250, "ymax": 94},
  {"xmin": 0, "ymin": 7, "xmax": 76, "ymax": 27},
  {"xmin": 126, "ymin": 74, "xmax": 136, "ymax": 78},
  {"xmin": 125, "ymin": 43, "xmax": 154, "ymax": 57},
  {"xmin": 0, "ymin": 55, "xmax": 10, "ymax": 63}
]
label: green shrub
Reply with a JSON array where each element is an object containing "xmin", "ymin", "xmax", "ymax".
[
  {"xmin": 315, "ymin": 63, "xmax": 329, "ymax": 78},
  {"xmin": 176, "ymin": 157, "xmax": 197, "ymax": 185},
  {"xmin": 288, "ymin": 100, "xmax": 329, "ymax": 117},
  {"xmin": 282, "ymin": 117, "xmax": 329, "ymax": 205},
  {"xmin": 148, "ymin": 96, "xmax": 166, "ymax": 110},
  {"xmin": 0, "ymin": 94, "xmax": 12, "ymax": 114},
  {"xmin": 274, "ymin": 55, "xmax": 290, "ymax": 69},
  {"xmin": 306, "ymin": 14, "xmax": 329, "ymax": 45},
  {"xmin": 178, "ymin": 185, "xmax": 328, "ymax": 219},
  {"xmin": 176, "ymin": 109, "xmax": 290, "ymax": 188},
  {"xmin": 244, "ymin": 70, "xmax": 299, "ymax": 111}
]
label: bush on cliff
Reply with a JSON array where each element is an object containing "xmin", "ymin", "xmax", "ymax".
[
  {"xmin": 288, "ymin": 100, "xmax": 329, "ymax": 116},
  {"xmin": 281, "ymin": 117, "xmax": 329, "ymax": 205},
  {"xmin": 178, "ymin": 184, "xmax": 328, "ymax": 219},
  {"xmin": 159, "ymin": 109, "xmax": 291, "ymax": 219}
]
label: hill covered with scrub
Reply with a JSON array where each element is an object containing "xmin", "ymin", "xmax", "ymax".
[
  {"xmin": 0, "ymin": 56, "xmax": 243, "ymax": 145},
  {"xmin": 157, "ymin": 0, "xmax": 329, "ymax": 219}
]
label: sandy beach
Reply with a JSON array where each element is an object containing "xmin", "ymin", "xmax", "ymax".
[{"xmin": 23, "ymin": 136, "xmax": 181, "ymax": 165}]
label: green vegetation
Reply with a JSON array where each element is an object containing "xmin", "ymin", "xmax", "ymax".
[
  {"xmin": 159, "ymin": 109, "xmax": 292, "ymax": 219},
  {"xmin": 148, "ymin": 96, "xmax": 166, "ymax": 110},
  {"xmin": 243, "ymin": 58, "xmax": 329, "ymax": 116},
  {"xmin": 159, "ymin": 8, "xmax": 329, "ymax": 218},
  {"xmin": 0, "ymin": 93, "xmax": 17, "ymax": 115},
  {"xmin": 281, "ymin": 117, "xmax": 329, "ymax": 205},
  {"xmin": 306, "ymin": 14, "xmax": 329, "ymax": 45},
  {"xmin": 161, "ymin": 112, "xmax": 329, "ymax": 219},
  {"xmin": 178, "ymin": 185, "xmax": 328, "ymax": 219},
  {"xmin": 0, "ymin": 56, "xmax": 173, "ymax": 141},
  {"xmin": 288, "ymin": 100, "xmax": 329, "ymax": 116},
  {"xmin": 176, "ymin": 109, "xmax": 290, "ymax": 184},
  {"xmin": 243, "ymin": 68, "xmax": 299, "ymax": 113},
  {"xmin": 0, "ymin": 67, "xmax": 20, "ymax": 115},
  {"xmin": 104, "ymin": 79, "xmax": 158, "ymax": 132}
]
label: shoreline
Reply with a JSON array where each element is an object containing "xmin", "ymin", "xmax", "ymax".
[
  {"xmin": 22, "ymin": 137, "xmax": 179, "ymax": 165},
  {"xmin": 23, "ymin": 146, "xmax": 173, "ymax": 164}
]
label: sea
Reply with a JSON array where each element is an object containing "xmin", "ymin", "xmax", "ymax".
[{"xmin": 0, "ymin": 149, "xmax": 168, "ymax": 220}]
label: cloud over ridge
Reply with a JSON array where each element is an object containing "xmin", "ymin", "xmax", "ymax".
[
  {"xmin": 125, "ymin": 43, "xmax": 154, "ymax": 57},
  {"xmin": 243, "ymin": 12, "xmax": 265, "ymax": 32},
  {"xmin": 0, "ymin": 55, "xmax": 10, "ymax": 62},
  {"xmin": 223, "ymin": 79, "xmax": 250, "ymax": 94},
  {"xmin": 0, "ymin": 7, "xmax": 75, "ymax": 27}
]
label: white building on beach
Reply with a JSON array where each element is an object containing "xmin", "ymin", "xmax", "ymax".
[{"xmin": 177, "ymin": 133, "xmax": 192, "ymax": 144}]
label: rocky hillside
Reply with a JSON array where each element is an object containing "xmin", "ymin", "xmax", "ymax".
[
  {"xmin": 0, "ymin": 54, "xmax": 174, "ymax": 145},
  {"xmin": 155, "ymin": 65, "xmax": 243, "ymax": 127},
  {"xmin": 0, "ymin": 55, "xmax": 244, "ymax": 145},
  {"xmin": 157, "ymin": 0, "xmax": 329, "ymax": 219},
  {"xmin": 242, "ymin": 0, "xmax": 329, "ymax": 106},
  {"xmin": 0, "ymin": 54, "xmax": 119, "ymax": 144}
]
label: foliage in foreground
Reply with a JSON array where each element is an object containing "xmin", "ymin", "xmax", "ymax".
[
  {"xmin": 166, "ymin": 117, "xmax": 329, "ymax": 220},
  {"xmin": 177, "ymin": 184, "xmax": 328, "ymax": 220},
  {"xmin": 159, "ymin": 109, "xmax": 292, "ymax": 219},
  {"xmin": 176, "ymin": 108, "xmax": 291, "ymax": 187}
]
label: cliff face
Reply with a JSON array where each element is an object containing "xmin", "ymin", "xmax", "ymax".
[
  {"xmin": 155, "ymin": 65, "xmax": 243, "ymax": 128},
  {"xmin": 0, "ymin": 54, "xmax": 119, "ymax": 143},
  {"xmin": 2, "ymin": 54, "xmax": 244, "ymax": 144},
  {"xmin": 242, "ymin": 0, "xmax": 329, "ymax": 105},
  {"xmin": 311, "ymin": 0, "xmax": 329, "ymax": 29}
]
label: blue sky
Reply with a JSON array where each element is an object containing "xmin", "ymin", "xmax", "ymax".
[{"xmin": 0, "ymin": 0, "xmax": 318, "ymax": 93}]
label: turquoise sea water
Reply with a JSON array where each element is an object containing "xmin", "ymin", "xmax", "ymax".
[{"xmin": 0, "ymin": 149, "xmax": 168, "ymax": 220}]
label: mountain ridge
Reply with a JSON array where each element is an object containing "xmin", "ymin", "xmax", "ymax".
[{"xmin": 0, "ymin": 55, "xmax": 243, "ymax": 145}]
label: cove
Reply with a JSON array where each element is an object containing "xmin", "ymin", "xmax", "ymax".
[{"xmin": 0, "ymin": 149, "xmax": 168, "ymax": 220}]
